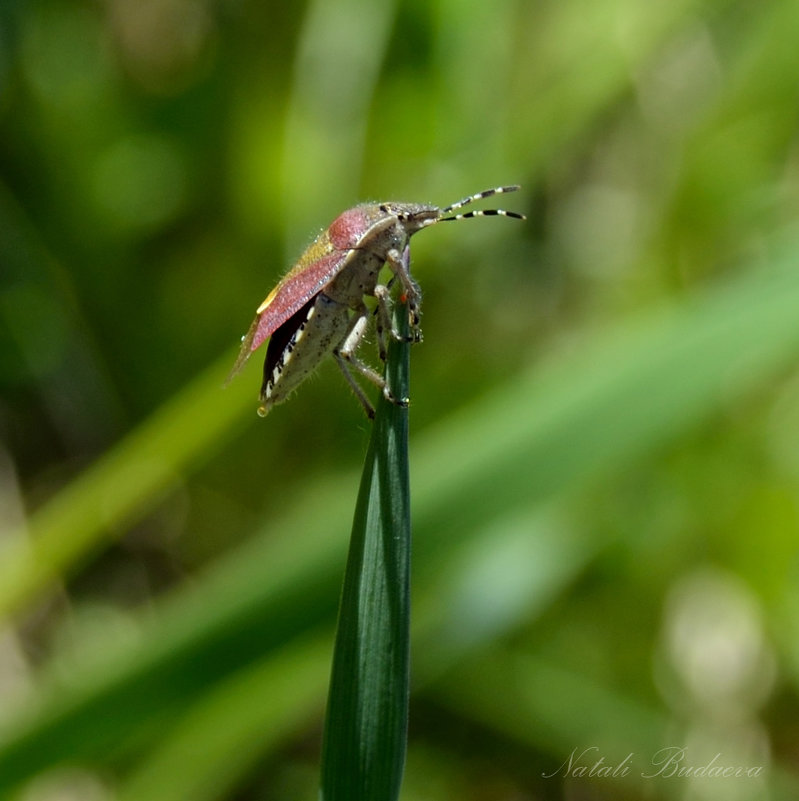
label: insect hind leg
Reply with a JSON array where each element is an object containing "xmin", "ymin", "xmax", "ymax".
[{"xmin": 333, "ymin": 354, "xmax": 377, "ymax": 419}]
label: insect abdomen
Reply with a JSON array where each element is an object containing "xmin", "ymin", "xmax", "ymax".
[{"xmin": 259, "ymin": 293, "xmax": 350, "ymax": 415}]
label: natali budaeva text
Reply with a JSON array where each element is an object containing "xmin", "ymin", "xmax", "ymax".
[{"xmin": 543, "ymin": 747, "xmax": 764, "ymax": 779}]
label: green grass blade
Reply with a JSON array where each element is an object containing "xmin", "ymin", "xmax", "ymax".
[
  {"xmin": 0, "ymin": 356, "xmax": 255, "ymax": 618},
  {"xmin": 320, "ymin": 301, "xmax": 412, "ymax": 801}
]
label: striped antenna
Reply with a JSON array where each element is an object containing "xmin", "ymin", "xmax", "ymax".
[{"xmin": 438, "ymin": 185, "xmax": 526, "ymax": 222}]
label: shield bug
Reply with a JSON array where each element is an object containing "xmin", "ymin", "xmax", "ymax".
[{"xmin": 229, "ymin": 186, "xmax": 525, "ymax": 418}]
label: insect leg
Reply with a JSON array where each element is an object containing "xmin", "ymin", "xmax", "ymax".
[
  {"xmin": 335, "ymin": 305, "xmax": 409, "ymax": 413},
  {"xmin": 385, "ymin": 246, "xmax": 422, "ymax": 343},
  {"xmin": 373, "ymin": 283, "xmax": 394, "ymax": 360},
  {"xmin": 333, "ymin": 353, "xmax": 377, "ymax": 419}
]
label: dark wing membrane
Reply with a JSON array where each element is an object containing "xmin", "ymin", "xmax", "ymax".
[
  {"xmin": 227, "ymin": 248, "xmax": 353, "ymax": 381},
  {"xmin": 260, "ymin": 297, "xmax": 316, "ymax": 398}
]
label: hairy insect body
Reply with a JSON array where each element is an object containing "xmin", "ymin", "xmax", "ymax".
[
  {"xmin": 231, "ymin": 187, "xmax": 525, "ymax": 418},
  {"xmin": 256, "ymin": 211, "xmax": 420, "ymax": 416}
]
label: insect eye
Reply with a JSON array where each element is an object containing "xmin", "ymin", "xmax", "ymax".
[{"xmin": 379, "ymin": 204, "xmax": 388, "ymax": 213}]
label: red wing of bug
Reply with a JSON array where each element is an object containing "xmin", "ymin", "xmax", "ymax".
[{"xmin": 228, "ymin": 247, "xmax": 356, "ymax": 380}]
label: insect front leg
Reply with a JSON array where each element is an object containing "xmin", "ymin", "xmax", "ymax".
[{"xmin": 385, "ymin": 245, "xmax": 423, "ymax": 343}]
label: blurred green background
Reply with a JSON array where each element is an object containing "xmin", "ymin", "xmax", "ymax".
[{"xmin": 2, "ymin": 0, "xmax": 799, "ymax": 799}]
